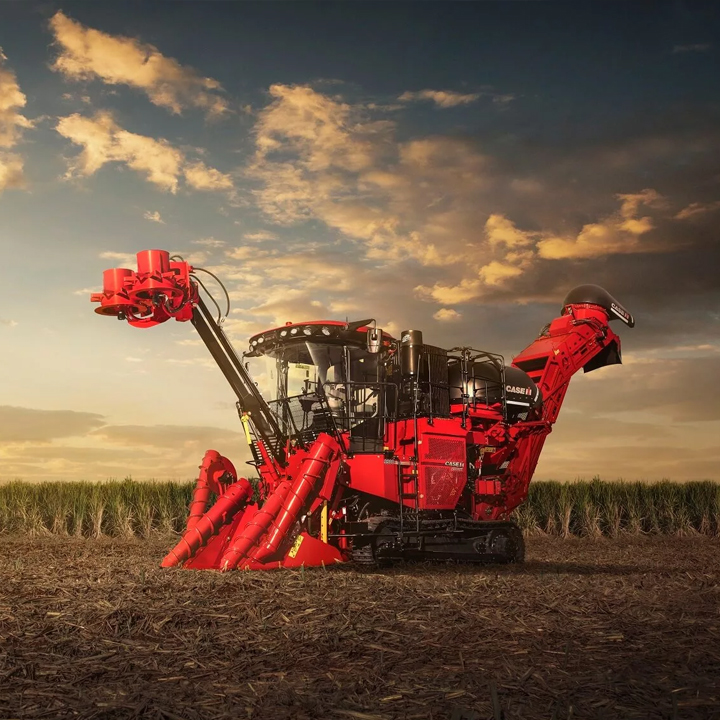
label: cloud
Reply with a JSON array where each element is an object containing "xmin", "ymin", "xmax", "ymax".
[
  {"xmin": 536, "ymin": 189, "xmax": 667, "ymax": 260},
  {"xmin": 398, "ymin": 89, "xmax": 515, "ymax": 108},
  {"xmin": 0, "ymin": 317, "xmax": 18, "ymax": 327},
  {"xmin": 226, "ymin": 246, "xmax": 271, "ymax": 261},
  {"xmin": 485, "ymin": 213, "xmax": 535, "ymax": 249},
  {"xmin": 0, "ymin": 48, "xmax": 33, "ymax": 148},
  {"xmin": 398, "ymin": 89, "xmax": 481, "ymax": 108},
  {"xmin": 492, "ymin": 94, "xmax": 516, "ymax": 105},
  {"xmin": 248, "ymin": 84, "xmax": 494, "ymax": 267},
  {"xmin": 256, "ymin": 84, "xmax": 387, "ymax": 172},
  {"xmin": 433, "ymin": 308, "xmax": 461, "ymax": 322},
  {"xmin": 243, "ymin": 231, "xmax": 278, "ymax": 242},
  {"xmin": 192, "ymin": 236, "xmax": 226, "ymax": 248},
  {"xmin": 55, "ymin": 111, "xmax": 233, "ymax": 193},
  {"xmin": 415, "ymin": 278, "xmax": 483, "ymax": 305},
  {"xmin": 478, "ymin": 260, "xmax": 525, "ymax": 286},
  {"xmin": 0, "ymin": 416, "xmax": 251, "ymax": 481},
  {"xmin": 0, "ymin": 406, "xmax": 105, "ymax": 443},
  {"xmin": 72, "ymin": 286, "xmax": 98, "ymax": 296},
  {"xmin": 183, "ymin": 161, "xmax": 234, "ymax": 191},
  {"xmin": 566, "ymin": 354, "xmax": 720, "ymax": 423},
  {"xmin": 672, "ymin": 43, "xmax": 711, "ymax": 54},
  {"xmin": 56, "ymin": 111, "xmax": 181, "ymax": 190},
  {"xmin": 412, "ymin": 189, "xmax": 676, "ymax": 305},
  {"xmin": 674, "ymin": 200, "xmax": 720, "ymax": 220},
  {"xmin": 532, "ymin": 349, "xmax": 720, "ymax": 481},
  {"xmin": 204, "ymin": 244, "xmax": 404, "ymax": 337},
  {"xmin": 0, "ymin": 153, "xmax": 25, "ymax": 193},
  {"xmin": 91, "ymin": 423, "xmax": 242, "ymax": 449},
  {"xmin": 49, "ymin": 11, "xmax": 228, "ymax": 117},
  {"xmin": 143, "ymin": 210, "xmax": 164, "ymax": 223},
  {"xmin": 0, "ymin": 48, "xmax": 34, "ymax": 193},
  {"xmin": 170, "ymin": 250, "xmax": 207, "ymax": 266},
  {"xmin": 241, "ymin": 82, "xmax": 720, "ymax": 345}
]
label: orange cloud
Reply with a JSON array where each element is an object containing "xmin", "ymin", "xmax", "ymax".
[
  {"xmin": 537, "ymin": 189, "xmax": 666, "ymax": 259},
  {"xmin": 49, "ymin": 11, "xmax": 228, "ymax": 117},
  {"xmin": 478, "ymin": 260, "xmax": 524, "ymax": 286},
  {"xmin": 242, "ymin": 85, "xmax": 690, "ymax": 319},
  {"xmin": 433, "ymin": 308, "xmax": 462, "ymax": 322},
  {"xmin": 248, "ymin": 85, "xmax": 494, "ymax": 267},
  {"xmin": 415, "ymin": 278, "xmax": 483, "ymax": 305},
  {"xmin": 485, "ymin": 213, "xmax": 535, "ymax": 248},
  {"xmin": 0, "ymin": 49, "xmax": 33, "ymax": 147},
  {"xmin": 56, "ymin": 111, "xmax": 233, "ymax": 193},
  {"xmin": 0, "ymin": 153, "xmax": 24, "ymax": 193},
  {"xmin": 674, "ymin": 200, "xmax": 720, "ymax": 220},
  {"xmin": 0, "ymin": 48, "xmax": 33, "ymax": 193},
  {"xmin": 183, "ymin": 161, "xmax": 234, "ymax": 191}
]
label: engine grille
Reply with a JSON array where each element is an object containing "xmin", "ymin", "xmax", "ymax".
[{"xmin": 423, "ymin": 436, "xmax": 465, "ymax": 463}]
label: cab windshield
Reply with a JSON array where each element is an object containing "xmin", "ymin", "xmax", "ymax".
[{"xmin": 245, "ymin": 341, "xmax": 380, "ymax": 423}]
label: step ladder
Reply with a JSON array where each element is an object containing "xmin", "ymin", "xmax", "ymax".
[{"xmin": 397, "ymin": 460, "xmax": 420, "ymax": 536}]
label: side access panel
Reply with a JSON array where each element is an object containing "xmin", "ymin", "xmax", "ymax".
[{"xmin": 418, "ymin": 433, "xmax": 467, "ymax": 510}]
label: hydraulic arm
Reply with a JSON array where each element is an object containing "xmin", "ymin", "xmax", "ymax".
[{"xmin": 91, "ymin": 249, "xmax": 286, "ymax": 464}]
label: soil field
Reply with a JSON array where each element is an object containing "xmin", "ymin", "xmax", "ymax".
[{"xmin": 0, "ymin": 536, "xmax": 719, "ymax": 720}]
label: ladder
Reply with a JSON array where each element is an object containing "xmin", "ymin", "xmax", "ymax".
[{"xmin": 397, "ymin": 460, "xmax": 420, "ymax": 536}]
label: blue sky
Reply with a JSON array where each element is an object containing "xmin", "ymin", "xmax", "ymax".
[{"xmin": 1, "ymin": 2, "xmax": 719, "ymax": 482}]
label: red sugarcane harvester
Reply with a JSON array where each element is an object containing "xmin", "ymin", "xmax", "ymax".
[{"xmin": 91, "ymin": 249, "xmax": 634, "ymax": 569}]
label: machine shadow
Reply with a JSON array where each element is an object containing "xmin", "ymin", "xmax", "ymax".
[{"xmin": 340, "ymin": 559, "xmax": 655, "ymax": 577}]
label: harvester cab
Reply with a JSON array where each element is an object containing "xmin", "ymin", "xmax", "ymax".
[{"xmin": 91, "ymin": 249, "xmax": 634, "ymax": 570}]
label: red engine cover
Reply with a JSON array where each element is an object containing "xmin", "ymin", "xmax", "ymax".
[{"xmin": 418, "ymin": 434, "xmax": 466, "ymax": 510}]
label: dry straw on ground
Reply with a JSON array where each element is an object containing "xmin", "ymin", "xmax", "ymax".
[{"xmin": 0, "ymin": 535, "xmax": 718, "ymax": 719}]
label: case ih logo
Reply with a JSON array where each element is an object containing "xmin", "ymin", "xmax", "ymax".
[
  {"xmin": 506, "ymin": 385, "xmax": 532, "ymax": 396},
  {"xmin": 444, "ymin": 461, "xmax": 465, "ymax": 468},
  {"xmin": 611, "ymin": 302, "xmax": 630, "ymax": 321}
]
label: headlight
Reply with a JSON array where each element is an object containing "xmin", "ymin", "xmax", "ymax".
[
  {"xmin": 303, "ymin": 326, "xmax": 312, "ymax": 336},
  {"xmin": 290, "ymin": 327, "xmax": 298, "ymax": 335},
  {"xmin": 257, "ymin": 336, "xmax": 264, "ymax": 344},
  {"xmin": 280, "ymin": 329, "xmax": 288, "ymax": 338},
  {"xmin": 321, "ymin": 326, "xmax": 331, "ymax": 336}
]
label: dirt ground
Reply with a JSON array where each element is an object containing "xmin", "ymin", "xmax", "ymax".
[{"xmin": 0, "ymin": 535, "xmax": 718, "ymax": 720}]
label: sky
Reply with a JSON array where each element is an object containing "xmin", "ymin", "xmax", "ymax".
[{"xmin": 0, "ymin": 1, "xmax": 719, "ymax": 483}]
